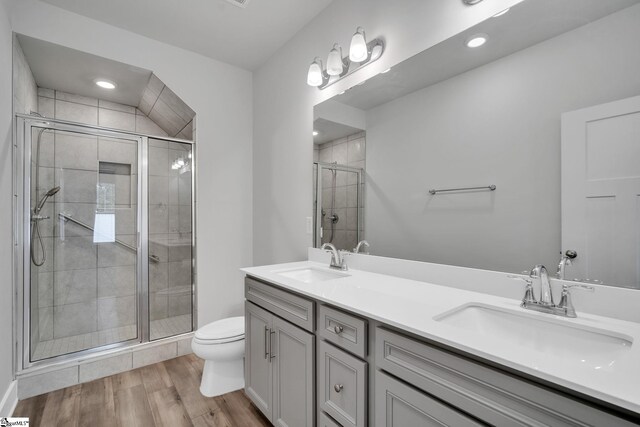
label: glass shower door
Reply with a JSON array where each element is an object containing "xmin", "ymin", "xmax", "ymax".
[
  {"xmin": 28, "ymin": 125, "xmax": 141, "ymax": 362},
  {"xmin": 148, "ymin": 138, "xmax": 194, "ymax": 340}
]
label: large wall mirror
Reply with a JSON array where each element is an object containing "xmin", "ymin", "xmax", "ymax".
[{"xmin": 313, "ymin": 0, "xmax": 640, "ymax": 289}]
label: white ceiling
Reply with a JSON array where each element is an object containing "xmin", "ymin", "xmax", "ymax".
[
  {"xmin": 18, "ymin": 34, "xmax": 152, "ymax": 107},
  {"xmin": 39, "ymin": 0, "xmax": 334, "ymax": 70}
]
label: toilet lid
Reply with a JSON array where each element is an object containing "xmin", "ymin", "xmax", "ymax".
[{"xmin": 195, "ymin": 316, "xmax": 244, "ymax": 342}]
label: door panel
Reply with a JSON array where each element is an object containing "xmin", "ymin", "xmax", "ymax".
[
  {"xmin": 562, "ymin": 95, "xmax": 640, "ymax": 288},
  {"xmin": 272, "ymin": 316, "xmax": 314, "ymax": 427},
  {"xmin": 245, "ymin": 302, "xmax": 273, "ymax": 420}
]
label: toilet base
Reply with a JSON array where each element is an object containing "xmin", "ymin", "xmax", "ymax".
[{"xmin": 199, "ymin": 357, "xmax": 245, "ymax": 397}]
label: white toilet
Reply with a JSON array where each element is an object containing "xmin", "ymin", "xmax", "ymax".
[{"xmin": 191, "ymin": 316, "xmax": 245, "ymax": 397}]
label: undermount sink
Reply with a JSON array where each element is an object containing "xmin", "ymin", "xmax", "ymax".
[
  {"xmin": 276, "ymin": 267, "xmax": 350, "ymax": 283},
  {"xmin": 435, "ymin": 304, "xmax": 633, "ymax": 370}
]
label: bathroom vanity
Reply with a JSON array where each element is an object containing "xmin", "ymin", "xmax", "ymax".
[{"xmin": 242, "ymin": 258, "xmax": 640, "ymax": 427}]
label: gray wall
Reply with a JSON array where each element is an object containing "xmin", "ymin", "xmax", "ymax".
[{"xmin": 365, "ymin": 5, "xmax": 640, "ymax": 273}]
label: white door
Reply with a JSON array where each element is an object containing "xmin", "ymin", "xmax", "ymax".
[{"xmin": 562, "ymin": 95, "xmax": 640, "ymax": 289}]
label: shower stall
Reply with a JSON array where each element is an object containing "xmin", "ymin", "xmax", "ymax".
[
  {"xmin": 313, "ymin": 162, "xmax": 364, "ymax": 251},
  {"xmin": 14, "ymin": 115, "xmax": 196, "ymax": 369}
]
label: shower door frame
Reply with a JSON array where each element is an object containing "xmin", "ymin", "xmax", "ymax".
[
  {"xmin": 313, "ymin": 161, "xmax": 364, "ymax": 248},
  {"xmin": 13, "ymin": 115, "xmax": 197, "ymax": 372}
]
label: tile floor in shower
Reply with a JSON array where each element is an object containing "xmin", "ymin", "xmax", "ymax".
[{"xmin": 32, "ymin": 314, "xmax": 192, "ymax": 361}]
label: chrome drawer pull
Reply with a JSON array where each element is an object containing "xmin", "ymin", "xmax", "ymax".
[
  {"xmin": 334, "ymin": 384, "xmax": 343, "ymax": 393},
  {"xmin": 334, "ymin": 325, "xmax": 344, "ymax": 334}
]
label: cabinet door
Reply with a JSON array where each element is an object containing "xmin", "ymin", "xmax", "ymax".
[
  {"xmin": 245, "ymin": 302, "xmax": 273, "ymax": 421},
  {"xmin": 318, "ymin": 340, "xmax": 367, "ymax": 427},
  {"xmin": 376, "ymin": 371, "xmax": 483, "ymax": 427},
  {"xmin": 272, "ymin": 315, "xmax": 315, "ymax": 427}
]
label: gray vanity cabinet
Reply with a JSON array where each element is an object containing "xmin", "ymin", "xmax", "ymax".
[
  {"xmin": 245, "ymin": 275, "xmax": 640, "ymax": 427},
  {"xmin": 245, "ymin": 300, "xmax": 315, "ymax": 426}
]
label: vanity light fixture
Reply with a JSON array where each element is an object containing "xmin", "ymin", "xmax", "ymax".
[
  {"xmin": 493, "ymin": 7, "xmax": 510, "ymax": 17},
  {"xmin": 465, "ymin": 34, "xmax": 488, "ymax": 48},
  {"xmin": 306, "ymin": 27, "xmax": 385, "ymax": 90},
  {"xmin": 95, "ymin": 79, "xmax": 116, "ymax": 89}
]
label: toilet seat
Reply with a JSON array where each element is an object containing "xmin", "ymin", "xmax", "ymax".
[{"xmin": 195, "ymin": 316, "xmax": 244, "ymax": 344}]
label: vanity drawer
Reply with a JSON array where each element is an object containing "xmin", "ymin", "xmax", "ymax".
[
  {"xmin": 318, "ymin": 340, "xmax": 367, "ymax": 427},
  {"xmin": 375, "ymin": 370, "xmax": 483, "ymax": 427},
  {"xmin": 318, "ymin": 304, "xmax": 367, "ymax": 358},
  {"xmin": 375, "ymin": 327, "xmax": 637, "ymax": 427},
  {"xmin": 245, "ymin": 277, "xmax": 314, "ymax": 332}
]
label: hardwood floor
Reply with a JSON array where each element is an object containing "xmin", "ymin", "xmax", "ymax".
[{"xmin": 13, "ymin": 354, "xmax": 271, "ymax": 427}]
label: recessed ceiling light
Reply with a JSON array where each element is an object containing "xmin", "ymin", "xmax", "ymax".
[
  {"xmin": 465, "ymin": 34, "xmax": 488, "ymax": 48},
  {"xmin": 493, "ymin": 8, "xmax": 510, "ymax": 17},
  {"xmin": 381, "ymin": 68, "xmax": 391, "ymax": 74},
  {"xmin": 313, "ymin": 130, "xmax": 319, "ymax": 136},
  {"xmin": 95, "ymin": 79, "xmax": 116, "ymax": 89}
]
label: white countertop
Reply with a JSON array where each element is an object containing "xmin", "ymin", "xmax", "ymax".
[{"xmin": 241, "ymin": 260, "xmax": 640, "ymax": 414}]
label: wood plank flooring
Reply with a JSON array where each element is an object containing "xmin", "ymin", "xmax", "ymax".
[{"xmin": 13, "ymin": 354, "xmax": 271, "ymax": 427}]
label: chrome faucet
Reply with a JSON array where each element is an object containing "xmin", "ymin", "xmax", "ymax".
[
  {"xmin": 353, "ymin": 240, "xmax": 370, "ymax": 254},
  {"xmin": 530, "ymin": 265, "xmax": 553, "ymax": 305},
  {"xmin": 557, "ymin": 250, "xmax": 577, "ymax": 280},
  {"xmin": 321, "ymin": 243, "xmax": 348, "ymax": 271},
  {"xmin": 509, "ymin": 264, "xmax": 594, "ymax": 318}
]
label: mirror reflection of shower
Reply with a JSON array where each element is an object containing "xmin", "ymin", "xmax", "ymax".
[
  {"xmin": 30, "ymin": 123, "xmax": 59, "ymax": 266},
  {"xmin": 324, "ymin": 162, "xmax": 340, "ymax": 243}
]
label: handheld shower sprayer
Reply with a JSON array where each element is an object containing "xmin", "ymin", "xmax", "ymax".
[
  {"xmin": 31, "ymin": 186, "xmax": 60, "ymax": 266},
  {"xmin": 34, "ymin": 186, "xmax": 60, "ymax": 215}
]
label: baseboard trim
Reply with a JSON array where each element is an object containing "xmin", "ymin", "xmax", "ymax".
[{"xmin": 0, "ymin": 380, "xmax": 18, "ymax": 416}]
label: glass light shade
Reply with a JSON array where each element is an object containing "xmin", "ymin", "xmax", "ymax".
[
  {"xmin": 307, "ymin": 59, "xmax": 324, "ymax": 87},
  {"xmin": 370, "ymin": 43, "xmax": 383, "ymax": 61},
  {"xmin": 326, "ymin": 45, "xmax": 344, "ymax": 76},
  {"xmin": 349, "ymin": 28, "xmax": 368, "ymax": 62}
]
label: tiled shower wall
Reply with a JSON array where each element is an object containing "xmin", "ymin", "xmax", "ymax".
[
  {"xmin": 313, "ymin": 132, "xmax": 366, "ymax": 251},
  {"xmin": 33, "ymin": 88, "xmax": 191, "ymax": 346},
  {"xmin": 139, "ymin": 74, "xmax": 194, "ymax": 140}
]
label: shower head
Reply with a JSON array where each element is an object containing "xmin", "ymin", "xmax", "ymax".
[
  {"xmin": 45, "ymin": 186, "xmax": 61, "ymax": 197},
  {"xmin": 34, "ymin": 186, "xmax": 61, "ymax": 214}
]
